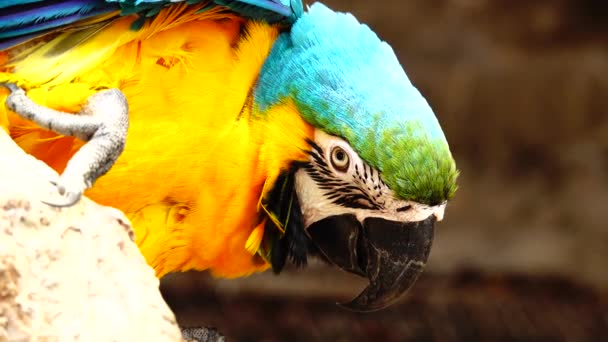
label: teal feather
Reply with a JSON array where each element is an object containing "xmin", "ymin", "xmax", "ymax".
[{"xmin": 255, "ymin": 3, "xmax": 458, "ymax": 205}]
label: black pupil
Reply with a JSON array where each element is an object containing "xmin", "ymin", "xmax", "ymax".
[{"xmin": 335, "ymin": 150, "xmax": 345, "ymax": 161}]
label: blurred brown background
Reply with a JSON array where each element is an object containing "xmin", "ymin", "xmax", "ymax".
[{"xmin": 162, "ymin": 0, "xmax": 608, "ymax": 340}]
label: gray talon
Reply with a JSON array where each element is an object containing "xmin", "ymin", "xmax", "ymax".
[
  {"xmin": 3, "ymin": 83, "xmax": 129, "ymax": 208},
  {"xmin": 42, "ymin": 192, "xmax": 83, "ymax": 208},
  {"xmin": 42, "ymin": 180, "xmax": 84, "ymax": 207}
]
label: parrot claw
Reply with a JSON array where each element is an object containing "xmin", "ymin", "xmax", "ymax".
[
  {"xmin": 180, "ymin": 327, "xmax": 225, "ymax": 342},
  {"xmin": 2, "ymin": 83, "xmax": 129, "ymax": 208},
  {"xmin": 41, "ymin": 180, "xmax": 83, "ymax": 207},
  {"xmin": 42, "ymin": 191, "xmax": 83, "ymax": 208}
]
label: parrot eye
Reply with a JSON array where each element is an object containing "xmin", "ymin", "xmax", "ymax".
[{"xmin": 330, "ymin": 146, "xmax": 350, "ymax": 172}]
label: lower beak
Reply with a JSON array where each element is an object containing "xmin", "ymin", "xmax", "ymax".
[{"xmin": 307, "ymin": 214, "xmax": 435, "ymax": 312}]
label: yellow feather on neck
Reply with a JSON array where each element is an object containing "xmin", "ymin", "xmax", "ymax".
[{"xmin": 1, "ymin": 8, "xmax": 314, "ymax": 278}]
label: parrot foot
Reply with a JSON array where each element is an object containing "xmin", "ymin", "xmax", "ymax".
[
  {"xmin": 2, "ymin": 83, "xmax": 129, "ymax": 207},
  {"xmin": 41, "ymin": 180, "xmax": 83, "ymax": 208},
  {"xmin": 181, "ymin": 327, "xmax": 225, "ymax": 342}
]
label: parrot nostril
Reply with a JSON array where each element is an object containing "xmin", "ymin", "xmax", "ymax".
[{"xmin": 396, "ymin": 205, "xmax": 412, "ymax": 212}]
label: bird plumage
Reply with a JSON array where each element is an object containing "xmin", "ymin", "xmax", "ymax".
[
  {"xmin": 1, "ymin": 0, "xmax": 458, "ymax": 309},
  {"xmin": 257, "ymin": 4, "xmax": 457, "ymax": 205},
  {"xmin": 1, "ymin": 2, "xmax": 313, "ymax": 277}
]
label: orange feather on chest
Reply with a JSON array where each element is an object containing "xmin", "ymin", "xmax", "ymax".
[{"xmin": 1, "ymin": 6, "xmax": 314, "ymax": 277}]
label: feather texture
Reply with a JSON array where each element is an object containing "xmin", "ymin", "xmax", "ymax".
[
  {"xmin": 0, "ymin": 0, "xmax": 118, "ymax": 50},
  {"xmin": 0, "ymin": 0, "xmax": 456, "ymax": 277},
  {"xmin": 0, "ymin": 0, "xmax": 300, "ymax": 50},
  {"xmin": 1, "ymin": 9, "xmax": 313, "ymax": 277},
  {"xmin": 0, "ymin": 0, "xmax": 44, "ymax": 10},
  {"xmin": 256, "ymin": 3, "xmax": 458, "ymax": 205}
]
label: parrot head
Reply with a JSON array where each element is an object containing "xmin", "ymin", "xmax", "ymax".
[{"xmin": 255, "ymin": 3, "xmax": 458, "ymax": 312}]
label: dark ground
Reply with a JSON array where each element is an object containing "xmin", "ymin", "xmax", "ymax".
[
  {"xmin": 162, "ymin": 0, "xmax": 608, "ymax": 340},
  {"xmin": 163, "ymin": 271, "xmax": 607, "ymax": 341}
]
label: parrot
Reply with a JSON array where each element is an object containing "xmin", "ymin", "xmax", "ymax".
[{"xmin": 0, "ymin": 0, "xmax": 458, "ymax": 312}]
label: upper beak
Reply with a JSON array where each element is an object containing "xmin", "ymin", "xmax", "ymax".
[{"xmin": 307, "ymin": 214, "xmax": 435, "ymax": 312}]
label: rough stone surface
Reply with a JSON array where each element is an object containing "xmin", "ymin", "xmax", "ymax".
[{"xmin": 0, "ymin": 131, "xmax": 183, "ymax": 341}]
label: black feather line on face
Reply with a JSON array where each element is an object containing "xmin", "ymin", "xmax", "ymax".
[
  {"xmin": 305, "ymin": 141, "xmax": 381, "ymax": 211},
  {"xmin": 263, "ymin": 162, "xmax": 310, "ymax": 274}
]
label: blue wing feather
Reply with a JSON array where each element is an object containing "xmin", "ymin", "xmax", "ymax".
[
  {"xmin": 0, "ymin": 0, "xmax": 119, "ymax": 51},
  {"xmin": 0, "ymin": 0, "xmax": 44, "ymax": 10},
  {"xmin": 0, "ymin": 0, "xmax": 118, "ymax": 49},
  {"xmin": 0, "ymin": 0, "xmax": 115, "ymax": 38},
  {"xmin": 216, "ymin": 0, "xmax": 291, "ymax": 18},
  {"xmin": 0, "ymin": 0, "xmax": 301, "ymax": 50}
]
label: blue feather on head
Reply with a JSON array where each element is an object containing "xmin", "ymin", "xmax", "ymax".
[{"xmin": 255, "ymin": 2, "xmax": 458, "ymax": 204}]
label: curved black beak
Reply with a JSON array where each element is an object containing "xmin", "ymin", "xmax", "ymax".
[{"xmin": 307, "ymin": 214, "xmax": 435, "ymax": 312}]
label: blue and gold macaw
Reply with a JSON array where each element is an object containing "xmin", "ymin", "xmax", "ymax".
[{"xmin": 0, "ymin": 0, "xmax": 458, "ymax": 311}]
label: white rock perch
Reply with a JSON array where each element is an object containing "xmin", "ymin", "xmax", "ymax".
[{"xmin": 0, "ymin": 130, "xmax": 183, "ymax": 341}]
